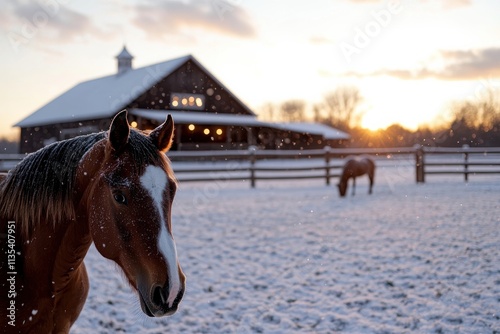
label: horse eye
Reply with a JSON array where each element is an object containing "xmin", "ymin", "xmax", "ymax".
[{"xmin": 113, "ymin": 192, "xmax": 127, "ymax": 205}]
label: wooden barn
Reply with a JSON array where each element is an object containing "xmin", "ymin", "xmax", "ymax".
[{"xmin": 16, "ymin": 47, "xmax": 349, "ymax": 153}]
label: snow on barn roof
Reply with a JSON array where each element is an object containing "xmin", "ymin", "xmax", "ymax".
[
  {"xmin": 15, "ymin": 55, "xmax": 193, "ymax": 128},
  {"xmin": 274, "ymin": 122, "xmax": 351, "ymax": 140},
  {"xmin": 116, "ymin": 46, "xmax": 134, "ymax": 59}
]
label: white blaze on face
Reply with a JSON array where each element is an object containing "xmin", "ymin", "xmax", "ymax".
[{"xmin": 140, "ymin": 165, "xmax": 180, "ymax": 307}]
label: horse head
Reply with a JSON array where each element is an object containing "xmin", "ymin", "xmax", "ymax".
[
  {"xmin": 337, "ymin": 181, "xmax": 347, "ymax": 197},
  {"xmin": 80, "ymin": 110, "xmax": 185, "ymax": 317}
]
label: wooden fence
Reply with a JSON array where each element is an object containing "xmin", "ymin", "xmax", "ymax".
[
  {"xmin": 1, "ymin": 146, "xmax": 499, "ymax": 187},
  {"xmin": 415, "ymin": 145, "xmax": 500, "ymax": 183}
]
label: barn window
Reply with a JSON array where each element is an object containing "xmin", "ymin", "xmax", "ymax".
[{"xmin": 170, "ymin": 93, "xmax": 205, "ymax": 110}]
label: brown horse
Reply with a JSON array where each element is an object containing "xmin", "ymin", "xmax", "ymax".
[
  {"xmin": 0, "ymin": 110, "xmax": 185, "ymax": 333},
  {"xmin": 337, "ymin": 157, "xmax": 375, "ymax": 197}
]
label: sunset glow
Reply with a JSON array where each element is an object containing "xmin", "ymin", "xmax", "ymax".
[{"xmin": 1, "ymin": 1, "xmax": 500, "ymax": 138}]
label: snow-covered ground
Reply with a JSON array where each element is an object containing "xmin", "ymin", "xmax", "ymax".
[{"xmin": 72, "ymin": 160, "xmax": 500, "ymax": 333}]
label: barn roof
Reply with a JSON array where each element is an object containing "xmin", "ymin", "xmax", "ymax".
[
  {"xmin": 15, "ymin": 54, "xmax": 255, "ymax": 128},
  {"xmin": 274, "ymin": 122, "xmax": 351, "ymax": 140},
  {"xmin": 116, "ymin": 46, "xmax": 134, "ymax": 60},
  {"xmin": 15, "ymin": 55, "xmax": 190, "ymax": 128}
]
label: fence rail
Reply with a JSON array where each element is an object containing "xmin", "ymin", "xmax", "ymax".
[
  {"xmin": 1, "ymin": 146, "xmax": 499, "ymax": 187},
  {"xmin": 415, "ymin": 145, "xmax": 500, "ymax": 183}
]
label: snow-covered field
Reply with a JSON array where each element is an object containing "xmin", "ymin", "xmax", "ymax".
[{"xmin": 73, "ymin": 160, "xmax": 500, "ymax": 333}]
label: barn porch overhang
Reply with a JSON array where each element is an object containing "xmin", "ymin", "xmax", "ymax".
[
  {"xmin": 129, "ymin": 109, "xmax": 350, "ymax": 140},
  {"xmin": 129, "ymin": 108, "xmax": 350, "ymax": 150},
  {"xmin": 129, "ymin": 109, "xmax": 264, "ymax": 127}
]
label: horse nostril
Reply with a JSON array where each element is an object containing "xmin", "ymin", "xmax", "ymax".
[{"xmin": 152, "ymin": 285, "xmax": 166, "ymax": 306}]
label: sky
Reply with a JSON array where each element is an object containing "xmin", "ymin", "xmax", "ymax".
[{"xmin": 1, "ymin": 0, "xmax": 500, "ymax": 139}]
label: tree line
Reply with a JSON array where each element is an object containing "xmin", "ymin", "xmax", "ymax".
[
  {"xmin": 0, "ymin": 138, "xmax": 19, "ymax": 154},
  {"xmin": 1, "ymin": 87, "xmax": 498, "ymax": 152},
  {"xmin": 260, "ymin": 86, "xmax": 500, "ymax": 148}
]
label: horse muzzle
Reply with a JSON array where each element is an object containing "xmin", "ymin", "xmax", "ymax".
[{"xmin": 139, "ymin": 281, "xmax": 185, "ymax": 317}]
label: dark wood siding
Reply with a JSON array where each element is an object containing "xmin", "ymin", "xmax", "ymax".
[
  {"xmin": 19, "ymin": 118, "xmax": 109, "ymax": 153},
  {"xmin": 255, "ymin": 127, "xmax": 324, "ymax": 150},
  {"xmin": 126, "ymin": 60, "xmax": 252, "ymax": 116}
]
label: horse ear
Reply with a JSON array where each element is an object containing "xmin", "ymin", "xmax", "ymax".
[
  {"xmin": 108, "ymin": 110, "xmax": 130, "ymax": 152},
  {"xmin": 150, "ymin": 114, "xmax": 174, "ymax": 152}
]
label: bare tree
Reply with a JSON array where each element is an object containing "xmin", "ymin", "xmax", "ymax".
[
  {"xmin": 323, "ymin": 86, "xmax": 364, "ymax": 130},
  {"xmin": 312, "ymin": 103, "xmax": 324, "ymax": 123},
  {"xmin": 450, "ymin": 87, "xmax": 500, "ymax": 131},
  {"xmin": 450, "ymin": 100, "xmax": 477, "ymax": 129},
  {"xmin": 280, "ymin": 100, "xmax": 306, "ymax": 122},
  {"xmin": 440, "ymin": 86, "xmax": 500, "ymax": 146},
  {"xmin": 259, "ymin": 102, "xmax": 278, "ymax": 122},
  {"xmin": 476, "ymin": 87, "xmax": 500, "ymax": 131}
]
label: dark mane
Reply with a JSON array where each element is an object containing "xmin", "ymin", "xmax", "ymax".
[
  {"xmin": 0, "ymin": 132, "xmax": 105, "ymax": 233},
  {"xmin": 0, "ymin": 129, "xmax": 171, "ymax": 235}
]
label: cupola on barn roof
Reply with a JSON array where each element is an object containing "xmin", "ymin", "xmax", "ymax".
[{"xmin": 116, "ymin": 45, "xmax": 134, "ymax": 74}]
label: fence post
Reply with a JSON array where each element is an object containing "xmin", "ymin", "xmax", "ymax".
[
  {"xmin": 415, "ymin": 145, "xmax": 425, "ymax": 183},
  {"xmin": 249, "ymin": 146, "xmax": 256, "ymax": 188},
  {"xmin": 462, "ymin": 144, "xmax": 469, "ymax": 182},
  {"xmin": 324, "ymin": 146, "xmax": 331, "ymax": 186}
]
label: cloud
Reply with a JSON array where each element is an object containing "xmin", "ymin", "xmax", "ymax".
[
  {"xmin": 309, "ymin": 36, "xmax": 334, "ymax": 45},
  {"xmin": 2, "ymin": 1, "xmax": 114, "ymax": 51},
  {"xmin": 438, "ymin": 48, "xmax": 500, "ymax": 79},
  {"xmin": 15, "ymin": 3, "xmax": 94, "ymax": 42},
  {"xmin": 347, "ymin": 0, "xmax": 471, "ymax": 8},
  {"xmin": 344, "ymin": 47, "xmax": 500, "ymax": 81},
  {"xmin": 348, "ymin": 0, "xmax": 381, "ymax": 2},
  {"xmin": 132, "ymin": 0, "xmax": 256, "ymax": 39},
  {"xmin": 435, "ymin": 0, "xmax": 472, "ymax": 9}
]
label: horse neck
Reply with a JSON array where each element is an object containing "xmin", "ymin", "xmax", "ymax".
[
  {"xmin": 340, "ymin": 170, "xmax": 351, "ymax": 185},
  {"xmin": 20, "ymin": 144, "xmax": 106, "ymax": 293},
  {"xmin": 22, "ymin": 216, "xmax": 92, "ymax": 292}
]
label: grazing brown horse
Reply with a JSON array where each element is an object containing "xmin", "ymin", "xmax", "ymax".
[
  {"xmin": 0, "ymin": 110, "xmax": 185, "ymax": 333},
  {"xmin": 337, "ymin": 157, "xmax": 375, "ymax": 197}
]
